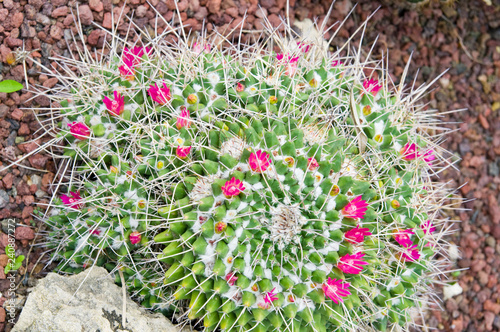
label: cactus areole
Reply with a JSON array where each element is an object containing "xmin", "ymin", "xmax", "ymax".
[{"xmin": 41, "ymin": 15, "xmax": 455, "ymax": 332}]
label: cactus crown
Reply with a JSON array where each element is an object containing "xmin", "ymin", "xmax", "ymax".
[{"xmin": 32, "ymin": 11, "xmax": 457, "ymax": 332}]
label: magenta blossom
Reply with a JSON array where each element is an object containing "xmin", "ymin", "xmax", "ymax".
[
  {"xmin": 124, "ymin": 46, "xmax": 151, "ymax": 63},
  {"xmin": 342, "ymin": 195, "xmax": 369, "ymax": 219},
  {"xmin": 344, "ymin": 225, "xmax": 372, "ymax": 244},
  {"xmin": 148, "ymin": 82, "xmax": 171, "ymax": 105},
  {"xmin": 400, "ymin": 245, "xmax": 421, "ymax": 262},
  {"xmin": 193, "ymin": 42, "xmax": 211, "ymax": 54},
  {"xmin": 176, "ymin": 107, "xmax": 190, "ymax": 130},
  {"xmin": 363, "ymin": 79, "xmax": 382, "ymax": 96},
  {"xmin": 400, "ymin": 143, "xmax": 419, "ymax": 160},
  {"xmin": 422, "ymin": 149, "xmax": 435, "ymax": 163},
  {"xmin": 90, "ymin": 228, "xmax": 101, "ymax": 236},
  {"xmin": 322, "ymin": 278, "xmax": 351, "ymax": 304},
  {"xmin": 103, "ymin": 91, "xmax": 125, "ymax": 116},
  {"xmin": 264, "ymin": 288, "xmax": 279, "ymax": 304},
  {"xmin": 248, "ymin": 150, "xmax": 271, "ymax": 172},
  {"xmin": 393, "ymin": 229, "xmax": 414, "ymax": 248},
  {"xmin": 421, "ymin": 220, "xmax": 436, "ymax": 234},
  {"xmin": 176, "ymin": 146, "xmax": 191, "ymax": 159},
  {"xmin": 332, "ymin": 60, "xmax": 343, "ymax": 67},
  {"xmin": 61, "ymin": 191, "xmax": 83, "ymax": 209},
  {"xmin": 277, "ymin": 53, "xmax": 299, "ymax": 76},
  {"xmin": 119, "ymin": 56, "xmax": 135, "ymax": 80},
  {"xmin": 297, "ymin": 42, "xmax": 311, "ymax": 53},
  {"xmin": 68, "ymin": 122, "xmax": 90, "ymax": 140},
  {"xmin": 307, "ymin": 157, "xmax": 319, "ymax": 171},
  {"xmin": 129, "ymin": 231, "xmax": 141, "ymax": 245},
  {"xmin": 225, "ymin": 272, "xmax": 238, "ymax": 286},
  {"xmin": 221, "ymin": 177, "xmax": 245, "ymax": 197},
  {"xmin": 337, "ymin": 252, "xmax": 369, "ymax": 274}
]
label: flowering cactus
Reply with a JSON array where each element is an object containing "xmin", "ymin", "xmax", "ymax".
[{"xmin": 34, "ymin": 11, "xmax": 458, "ymax": 332}]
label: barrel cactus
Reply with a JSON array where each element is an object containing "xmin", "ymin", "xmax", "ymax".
[{"xmin": 36, "ymin": 13, "xmax": 455, "ymax": 332}]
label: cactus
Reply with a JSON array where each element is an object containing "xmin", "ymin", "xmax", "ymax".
[{"xmin": 31, "ymin": 10, "xmax": 458, "ymax": 332}]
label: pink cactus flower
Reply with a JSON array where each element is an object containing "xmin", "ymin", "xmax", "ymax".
[
  {"xmin": 337, "ymin": 252, "xmax": 369, "ymax": 274},
  {"xmin": 400, "ymin": 142, "xmax": 419, "ymax": 160},
  {"xmin": 148, "ymin": 82, "xmax": 171, "ymax": 105},
  {"xmin": 422, "ymin": 149, "xmax": 435, "ymax": 163},
  {"xmin": 341, "ymin": 195, "xmax": 369, "ymax": 219},
  {"xmin": 297, "ymin": 42, "xmax": 311, "ymax": 53},
  {"xmin": 119, "ymin": 55, "xmax": 136, "ymax": 80},
  {"xmin": 124, "ymin": 46, "xmax": 151, "ymax": 63},
  {"xmin": 393, "ymin": 229, "xmax": 414, "ymax": 248},
  {"xmin": 103, "ymin": 91, "xmax": 125, "ymax": 116},
  {"xmin": 421, "ymin": 220, "xmax": 436, "ymax": 234},
  {"xmin": 193, "ymin": 42, "xmax": 211, "ymax": 54},
  {"xmin": 264, "ymin": 288, "xmax": 279, "ymax": 304},
  {"xmin": 90, "ymin": 228, "xmax": 101, "ymax": 236},
  {"xmin": 400, "ymin": 245, "xmax": 421, "ymax": 262},
  {"xmin": 176, "ymin": 107, "xmax": 190, "ymax": 130},
  {"xmin": 129, "ymin": 231, "xmax": 141, "ymax": 244},
  {"xmin": 176, "ymin": 146, "xmax": 191, "ymax": 159},
  {"xmin": 225, "ymin": 272, "xmax": 238, "ymax": 286},
  {"xmin": 332, "ymin": 60, "xmax": 343, "ymax": 67},
  {"xmin": 307, "ymin": 157, "xmax": 319, "ymax": 171},
  {"xmin": 68, "ymin": 122, "xmax": 90, "ymax": 140},
  {"xmin": 363, "ymin": 79, "xmax": 382, "ymax": 96},
  {"xmin": 221, "ymin": 177, "xmax": 245, "ymax": 197},
  {"xmin": 61, "ymin": 191, "xmax": 83, "ymax": 209},
  {"xmin": 236, "ymin": 82, "xmax": 245, "ymax": 92},
  {"xmin": 215, "ymin": 221, "xmax": 227, "ymax": 234},
  {"xmin": 344, "ymin": 225, "xmax": 372, "ymax": 244},
  {"xmin": 277, "ymin": 53, "xmax": 299, "ymax": 76},
  {"xmin": 248, "ymin": 150, "xmax": 271, "ymax": 172},
  {"xmin": 322, "ymin": 278, "xmax": 351, "ymax": 304}
]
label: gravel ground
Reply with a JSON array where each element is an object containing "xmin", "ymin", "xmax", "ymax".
[{"xmin": 0, "ymin": 0, "xmax": 499, "ymax": 331}]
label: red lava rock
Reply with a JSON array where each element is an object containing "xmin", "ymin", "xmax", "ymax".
[
  {"xmin": 478, "ymin": 114, "xmax": 489, "ymax": 130},
  {"xmin": 50, "ymin": 25, "xmax": 64, "ymax": 40},
  {"xmin": 103, "ymin": 12, "xmax": 112, "ymax": 29},
  {"xmin": 10, "ymin": 108, "xmax": 24, "ymax": 121},
  {"xmin": 23, "ymin": 195, "xmax": 35, "ymax": 206},
  {"xmin": 0, "ymin": 233, "xmax": 10, "ymax": 249},
  {"xmin": 89, "ymin": 0, "xmax": 103, "ymax": 12},
  {"xmin": 0, "ymin": 255, "xmax": 8, "ymax": 267},
  {"xmin": 43, "ymin": 77, "xmax": 58, "ymax": 88},
  {"xmin": 5, "ymin": 37, "xmax": 23, "ymax": 48},
  {"xmin": 18, "ymin": 123, "xmax": 30, "ymax": 136},
  {"xmin": 51, "ymin": 0, "xmax": 68, "ymax": 6},
  {"xmin": 2, "ymin": 173, "xmax": 13, "ymax": 190},
  {"xmin": 78, "ymin": 5, "xmax": 94, "ymax": 25},
  {"xmin": 12, "ymin": 12, "xmax": 24, "ymax": 28},
  {"xmin": 14, "ymin": 226, "xmax": 35, "ymax": 240},
  {"xmin": 484, "ymin": 300, "xmax": 500, "ymax": 314},
  {"xmin": 207, "ymin": 0, "xmax": 221, "ymax": 14},
  {"xmin": 16, "ymin": 181, "xmax": 30, "ymax": 196},
  {"xmin": 28, "ymin": 154, "xmax": 48, "ymax": 169},
  {"xmin": 87, "ymin": 29, "xmax": 102, "ymax": 46},
  {"xmin": 42, "ymin": 172, "xmax": 54, "ymax": 187},
  {"xmin": 51, "ymin": 6, "xmax": 68, "ymax": 18},
  {"xmin": 451, "ymin": 315, "xmax": 463, "ymax": 332},
  {"xmin": 484, "ymin": 311, "xmax": 495, "ymax": 331},
  {"xmin": 488, "ymin": 194, "xmax": 500, "ymax": 224},
  {"xmin": 22, "ymin": 206, "xmax": 33, "ymax": 219},
  {"xmin": 0, "ymin": 307, "xmax": 5, "ymax": 322},
  {"xmin": 0, "ymin": 9, "xmax": 8, "ymax": 23}
]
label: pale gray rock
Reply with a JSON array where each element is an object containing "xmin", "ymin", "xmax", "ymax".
[{"xmin": 12, "ymin": 267, "xmax": 186, "ymax": 332}]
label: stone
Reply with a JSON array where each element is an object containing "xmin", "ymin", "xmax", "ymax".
[
  {"xmin": 89, "ymin": 0, "xmax": 103, "ymax": 12},
  {"xmin": 28, "ymin": 154, "xmax": 48, "ymax": 169},
  {"xmin": 12, "ymin": 12, "xmax": 24, "ymax": 29},
  {"xmin": 484, "ymin": 299, "xmax": 500, "ymax": 314},
  {"xmin": 103, "ymin": 12, "xmax": 112, "ymax": 29},
  {"xmin": 78, "ymin": 5, "xmax": 94, "ymax": 25},
  {"xmin": 2, "ymin": 173, "xmax": 13, "ymax": 189},
  {"xmin": 0, "ymin": 190, "xmax": 8, "ymax": 209},
  {"xmin": 12, "ymin": 267, "xmax": 186, "ymax": 332},
  {"xmin": 51, "ymin": 6, "xmax": 68, "ymax": 18},
  {"xmin": 14, "ymin": 226, "xmax": 35, "ymax": 240}
]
